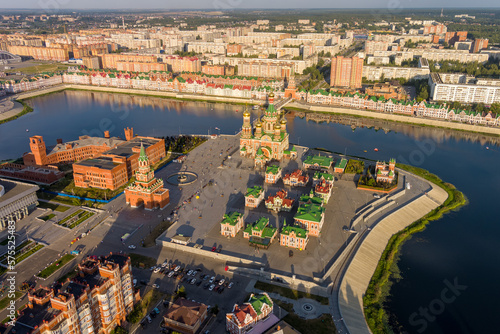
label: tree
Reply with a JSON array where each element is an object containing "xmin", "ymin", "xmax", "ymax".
[
  {"xmin": 176, "ymin": 285, "xmax": 186, "ymax": 298},
  {"xmin": 210, "ymin": 304, "xmax": 219, "ymax": 315}
]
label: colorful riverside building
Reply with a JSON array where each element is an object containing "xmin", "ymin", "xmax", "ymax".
[
  {"xmin": 265, "ymin": 165, "xmax": 282, "ymax": 184},
  {"xmin": 24, "ymin": 128, "xmax": 166, "ymax": 191},
  {"xmin": 294, "ymin": 201, "xmax": 325, "ymax": 237},
  {"xmin": 265, "ymin": 189, "xmax": 294, "ymax": 212},
  {"xmin": 240, "ymin": 93, "xmax": 290, "ymax": 167},
  {"xmin": 280, "ymin": 220, "xmax": 309, "ymax": 250},
  {"xmin": 226, "ymin": 293, "xmax": 274, "ymax": 334},
  {"xmin": 375, "ymin": 158, "xmax": 396, "ymax": 183},
  {"xmin": 124, "ymin": 143, "xmax": 169, "ymax": 210},
  {"xmin": 315, "ymin": 179, "xmax": 333, "ymax": 203},
  {"xmin": 334, "ymin": 158, "xmax": 348, "ymax": 173},
  {"xmin": 243, "ymin": 217, "xmax": 278, "ymax": 248},
  {"xmin": 14, "ymin": 253, "xmax": 137, "ymax": 334},
  {"xmin": 220, "ymin": 212, "xmax": 244, "ymax": 237},
  {"xmin": 283, "ymin": 169, "xmax": 309, "ymax": 187},
  {"xmin": 245, "ymin": 186, "xmax": 264, "ymax": 208},
  {"xmin": 303, "ymin": 155, "xmax": 333, "ymax": 171}
]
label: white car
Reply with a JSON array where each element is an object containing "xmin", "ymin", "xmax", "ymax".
[
  {"xmin": 153, "ymin": 267, "xmax": 161, "ymax": 274},
  {"xmin": 128, "ymin": 245, "xmax": 136, "ymax": 249},
  {"xmin": 209, "ymin": 284, "xmax": 215, "ymax": 291},
  {"xmin": 209, "ymin": 276, "xmax": 215, "ymax": 283},
  {"xmin": 161, "ymin": 262, "xmax": 168, "ymax": 267},
  {"xmin": 187, "ymin": 270, "xmax": 193, "ymax": 276},
  {"xmin": 190, "ymin": 278, "xmax": 196, "ymax": 285},
  {"xmin": 174, "ymin": 266, "xmax": 181, "ymax": 272},
  {"xmin": 133, "ymin": 279, "xmax": 137, "ymax": 287},
  {"xmin": 219, "ymin": 279, "xmax": 225, "ymax": 286},
  {"xmin": 373, "ymin": 194, "xmax": 381, "ymax": 199},
  {"xmin": 168, "ymin": 271, "xmax": 175, "ymax": 278}
]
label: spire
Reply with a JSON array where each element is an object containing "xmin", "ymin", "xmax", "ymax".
[
  {"xmin": 138, "ymin": 141, "xmax": 148, "ymax": 163},
  {"xmin": 283, "ymin": 219, "xmax": 287, "ymax": 227}
]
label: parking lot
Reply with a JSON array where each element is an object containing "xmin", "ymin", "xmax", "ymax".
[{"xmin": 132, "ymin": 256, "xmax": 254, "ymax": 334}]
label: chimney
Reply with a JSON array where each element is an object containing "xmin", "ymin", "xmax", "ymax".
[
  {"xmin": 104, "ymin": 131, "xmax": 110, "ymax": 138},
  {"xmin": 57, "ymin": 138, "xmax": 63, "ymax": 144}
]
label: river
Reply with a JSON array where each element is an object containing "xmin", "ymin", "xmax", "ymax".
[{"xmin": 1, "ymin": 90, "xmax": 499, "ymax": 333}]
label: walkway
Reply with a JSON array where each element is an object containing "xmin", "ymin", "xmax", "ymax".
[
  {"xmin": 0, "ymin": 98, "xmax": 23, "ymax": 122},
  {"xmin": 337, "ymin": 180, "xmax": 448, "ymax": 334},
  {"xmin": 245, "ymin": 279, "xmax": 330, "ymax": 320}
]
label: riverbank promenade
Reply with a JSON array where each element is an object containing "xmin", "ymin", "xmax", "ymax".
[{"xmin": 338, "ymin": 179, "xmax": 448, "ymax": 333}]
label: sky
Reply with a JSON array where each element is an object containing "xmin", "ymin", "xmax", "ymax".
[{"xmin": 1, "ymin": 0, "xmax": 499, "ymax": 10}]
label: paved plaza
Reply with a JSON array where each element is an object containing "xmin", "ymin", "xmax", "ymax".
[{"xmin": 152, "ymin": 135, "xmax": 430, "ymax": 281}]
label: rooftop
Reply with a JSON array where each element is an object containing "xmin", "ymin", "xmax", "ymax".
[
  {"xmin": 266, "ymin": 165, "xmax": 281, "ymax": 175},
  {"xmin": 164, "ymin": 298, "xmax": 207, "ymax": 327},
  {"xmin": 220, "ymin": 212, "xmax": 243, "ymax": 226},
  {"xmin": 0, "ymin": 178, "xmax": 39, "ymax": 208},
  {"xmin": 281, "ymin": 225, "xmax": 308, "ymax": 239},
  {"xmin": 74, "ymin": 157, "xmax": 119, "ymax": 170},
  {"xmin": 303, "ymin": 155, "xmax": 333, "ymax": 168},
  {"xmin": 246, "ymin": 185, "xmax": 263, "ymax": 198},
  {"xmin": 46, "ymin": 136, "xmax": 125, "ymax": 156},
  {"xmin": 334, "ymin": 158, "xmax": 348, "ymax": 169},
  {"xmin": 294, "ymin": 202, "xmax": 325, "ymax": 223}
]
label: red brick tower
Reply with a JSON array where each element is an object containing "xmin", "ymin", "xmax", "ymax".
[
  {"xmin": 29, "ymin": 136, "xmax": 47, "ymax": 166},
  {"xmin": 124, "ymin": 127, "xmax": 134, "ymax": 141}
]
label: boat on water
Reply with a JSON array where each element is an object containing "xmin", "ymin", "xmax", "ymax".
[
  {"xmin": 252, "ymin": 105, "xmax": 259, "ymax": 110},
  {"xmin": 486, "ymin": 147, "xmax": 489, "ymax": 150},
  {"xmin": 374, "ymin": 148, "xmax": 379, "ymax": 152},
  {"xmin": 26, "ymin": 129, "xmax": 29, "ymax": 132},
  {"xmin": 363, "ymin": 150, "xmax": 367, "ymax": 153}
]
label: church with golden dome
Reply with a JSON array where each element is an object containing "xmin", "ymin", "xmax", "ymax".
[{"xmin": 240, "ymin": 93, "xmax": 290, "ymax": 167}]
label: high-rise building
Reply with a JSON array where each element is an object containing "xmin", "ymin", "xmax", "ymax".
[
  {"xmin": 14, "ymin": 254, "xmax": 137, "ymax": 334},
  {"xmin": 330, "ymin": 56, "xmax": 363, "ymax": 89},
  {"xmin": 472, "ymin": 38, "xmax": 489, "ymax": 53}
]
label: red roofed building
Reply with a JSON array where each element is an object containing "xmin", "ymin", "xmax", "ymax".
[
  {"xmin": 265, "ymin": 189, "xmax": 294, "ymax": 212},
  {"xmin": 314, "ymin": 179, "xmax": 333, "ymax": 203},
  {"xmin": 282, "ymin": 169, "xmax": 309, "ymax": 187},
  {"xmin": 226, "ymin": 293, "xmax": 274, "ymax": 334}
]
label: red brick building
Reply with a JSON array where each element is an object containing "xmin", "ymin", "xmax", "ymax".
[{"xmin": 124, "ymin": 142, "xmax": 169, "ymax": 210}]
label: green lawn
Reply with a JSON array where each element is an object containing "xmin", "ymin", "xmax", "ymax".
[
  {"xmin": 254, "ymin": 281, "xmax": 330, "ymax": 305},
  {"xmin": 37, "ymin": 254, "xmax": 76, "ymax": 279},
  {"xmin": 275, "ymin": 301, "xmax": 336, "ymax": 334},
  {"xmin": 58, "ymin": 209, "xmax": 85, "ymax": 227},
  {"xmin": 126, "ymin": 289, "xmax": 164, "ymax": 324},
  {"xmin": 345, "ymin": 159, "xmax": 365, "ymax": 174},
  {"xmin": 0, "ymin": 240, "xmax": 33, "ymax": 263},
  {"xmin": 56, "ymin": 266, "xmax": 78, "ymax": 283},
  {"xmin": 40, "ymin": 213, "xmax": 56, "ymax": 221},
  {"xmin": 37, "ymin": 201, "xmax": 71, "ymax": 212},
  {"xmin": 129, "ymin": 253, "xmax": 156, "ymax": 268},
  {"xmin": 6, "ymin": 63, "xmax": 71, "ymax": 75},
  {"xmin": 0, "ymin": 292, "xmax": 22, "ymax": 311},
  {"xmin": 14, "ymin": 244, "xmax": 44, "ymax": 264}
]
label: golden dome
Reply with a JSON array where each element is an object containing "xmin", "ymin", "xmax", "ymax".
[
  {"xmin": 269, "ymin": 92, "xmax": 275, "ymax": 98},
  {"xmin": 274, "ymin": 123, "xmax": 281, "ymax": 129},
  {"xmin": 280, "ymin": 118, "xmax": 287, "ymax": 124},
  {"xmin": 256, "ymin": 122, "xmax": 262, "ymax": 127},
  {"xmin": 243, "ymin": 110, "xmax": 251, "ymax": 117}
]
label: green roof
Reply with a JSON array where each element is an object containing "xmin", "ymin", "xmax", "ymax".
[
  {"xmin": 294, "ymin": 202, "xmax": 325, "ymax": 223},
  {"xmin": 138, "ymin": 142, "xmax": 148, "ymax": 163},
  {"xmin": 281, "ymin": 225, "xmax": 308, "ymax": 239},
  {"xmin": 240, "ymin": 146, "xmax": 247, "ymax": 151},
  {"xmin": 249, "ymin": 293, "xmax": 273, "ymax": 316},
  {"xmin": 334, "ymin": 158, "xmax": 348, "ymax": 169},
  {"xmin": 299, "ymin": 191, "xmax": 324, "ymax": 205},
  {"xmin": 246, "ymin": 186, "xmax": 263, "ymax": 198},
  {"xmin": 291, "ymin": 146, "xmax": 297, "ymax": 152},
  {"xmin": 220, "ymin": 212, "xmax": 243, "ymax": 226},
  {"xmin": 253, "ymin": 217, "xmax": 269, "ymax": 231},
  {"xmin": 266, "ymin": 165, "xmax": 281, "ymax": 175},
  {"xmin": 261, "ymin": 226, "xmax": 277, "ymax": 239},
  {"xmin": 303, "ymin": 155, "xmax": 333, "ymax": 168},
  {"xmin": 313, "ymin": 171, "xmax": 334, "ymax": 181}
]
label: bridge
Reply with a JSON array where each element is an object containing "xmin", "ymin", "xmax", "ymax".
[
  {"xmin": 274, "ymin": 97, "xmax": 293, "ymax": 110},
  {"xmin": 0, "ymin": 51, "xmax": 22, "ymax": 64}
]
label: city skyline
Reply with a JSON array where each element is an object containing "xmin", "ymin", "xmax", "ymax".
[{"xmin": 1, "ymin": 1, "xmax": 500, "ymax": 10}]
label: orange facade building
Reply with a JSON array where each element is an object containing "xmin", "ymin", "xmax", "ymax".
[
  {"xmin": 15, "ymin": 254, "xmax": 136, "ymax": 334},
  {"xmin": 101, "ymin": 53, "xmax": 157, "ymax": 69},
  {"xmin": 24, "ymin": 128, "xmax": 166, "ymax": 191},
  {"xmin": 330, "ymin": 56, "xmax": 363, "ymax": 89},
  {"xmin": 7, "ymin": 45, "xmax": 69, "ymax": 61},
  {"xmin": 124, "ymin": 143, "xmax": 169, "ymax": 210}
]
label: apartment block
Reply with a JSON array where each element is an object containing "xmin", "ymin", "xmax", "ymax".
[
  {"xmin": 330, "ymin": 56, "xmax": 363, "ymax": 89},
  {"xmin": 14, "ymin": 254, "xmax": 136, "ymax": 334},
  {"xmin": 7, "ymin": 45, "xmax": 69, "ymax": 61}
]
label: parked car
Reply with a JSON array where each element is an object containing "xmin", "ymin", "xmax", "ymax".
[
  {"xmin": 196, "ymin": 280, "xmax": 202, "ymax": 286},
  {"xmin": 373, "ymin": 194, "xmax": 381, "ymax": 199},
  {"xmin": 187, "ymin": 270, "xmax": 193, "ymax": 276},
  {"xmin": 190, "ymin": 278, "xmax": 196, "ymax": 285},
  {"xmin": 128, "ymin": 245, "xmax": 136, "ymax": 249},
  {"xmin": 133, "ymin": 279, "xmax": 137, "ymax": 287},
  {"xmin": 209, "ymin": 276, "xmax": 215, "ymax": 283},
  {"xmin": 154, "ymin": 267, "xmax": 161, "ymax": 274},
  {"xmin": 168, "ymin": 271, "xmax": 175, "ymax": 278},
  {"xmin": 152, "ymin": 307, "xmax": 160, "ymax": 315},
  {"xmin": 228, "ymin": 282, "xmax": 234, "ymax": 289},
  {"xmin": 146, "ymin": 315, "xmax": 152, "ymax": 323},
  {"xmin": 211, "ymin": 246, "xmax": 216, "ymax": 252},
  {"xmin": 209, "ymin": 284, "xmax": 215, "ymax": 291},
  {"xmin": 218, "ymin": 287, "xmax": 224, "ymax": 294},
  {"xmin": 203, "ymin": 283, "xmax": 210, "ymax": 289},
  {"xmin": 219, "ymin": 279, "xmax": 225, "ymax": 286},
  {"xmin": 152, "ymin": 284, "xmax": 159, "ymax": 289},
  {"xmin": 150, "ymin": 311, "xmax": 156, "ymax": 318},
  {"xmin": 161, "ymin": 261, "xmax": 168, "ymax": 267},
  {"xmin": 174, "ymin": 265, "xmax": 180, "ymax": 272}
]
